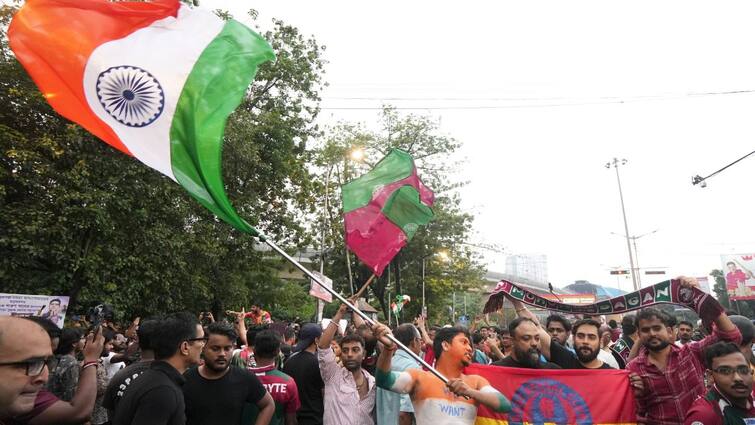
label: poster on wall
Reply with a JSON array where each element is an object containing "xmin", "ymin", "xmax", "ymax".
[
  {"xmin": 721, "ymin": 254, "xmax": 755, "ymax": 301},
  {"xmin": 0, "ymin": 293, "xmax": 70, "ymax": 328},
  {"xmin": 309, "ymin": 271, "xmax": 333, "ymax": 303}
]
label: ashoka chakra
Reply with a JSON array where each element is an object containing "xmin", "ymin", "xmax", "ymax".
[{"xmin": 96, "ymin": 65, "xmax": 165, "ymax": 128}]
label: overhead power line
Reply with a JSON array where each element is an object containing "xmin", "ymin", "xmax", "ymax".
[
  {"xmin": 319, "ymin": 88, "xmax": 755, "ymax": 111},
  {"xmin": 692, "ymin": 149, "xmax": 755, "ymax": 188}
]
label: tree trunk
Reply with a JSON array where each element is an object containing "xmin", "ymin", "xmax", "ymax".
[{"xmin": 67, "ymin": 228, "xmax": 96, "ymax": 311}]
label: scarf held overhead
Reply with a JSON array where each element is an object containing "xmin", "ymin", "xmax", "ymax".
[{"xmin": 484, "ymin": 278, "xmax": 723, "ymax": 324}]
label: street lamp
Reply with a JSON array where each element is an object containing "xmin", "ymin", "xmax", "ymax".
[
  {"xmin": 605, "ymin": 158, "xmax": 639, "ymax": 291},
  {"xmin": 350, "ymin": 147, "xmax": 365, "ymax": 162}
]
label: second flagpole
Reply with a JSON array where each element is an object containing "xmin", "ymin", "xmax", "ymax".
[{"xmin": 260, "ymin": 236, "xmax": 450, "ymax": 385}]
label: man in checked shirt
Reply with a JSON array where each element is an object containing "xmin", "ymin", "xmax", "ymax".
[{"xmin": 628, "ymin": 277, "xmax": 742, "ymax": 425}]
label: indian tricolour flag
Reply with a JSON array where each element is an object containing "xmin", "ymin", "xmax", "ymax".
[{"xmin": 8, "ymin": 0, "xmax": 275, "ymax": 234}]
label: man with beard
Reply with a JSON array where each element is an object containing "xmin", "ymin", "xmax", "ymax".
[
  {"xmin": 491, "ymin": 318, "xmax": 560, "ymax": 369},
  {"xmin": 317, "ymin": 303, "xmax": 377, "ymax": 425},
  {"xmin": 501, "ymin": 298, "xmax": 610, "ymax": 370},
  {"xmin": 183, "ymin": 322, "xmax": 274, "ymax": 425},
  {"xmin": 546, "ymin": 319, "xmax": 614, "ymax": 369},
  {"xmin": 677, "ymin": 320, "xmax": 694, "ymax": 346},
  {"xmin": 684, "ymin": 342, "xmax": 755, "ymax": 424},
  {"xmin": 627, "ymin": 283, "xmax": 741, "ymax": 425}
]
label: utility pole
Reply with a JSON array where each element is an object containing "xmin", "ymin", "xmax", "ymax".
[
  {"xmin": 610, "ymin": 229, "xmax": 659, "ymax": 289},
  {"xmin": 606, "ymin": 158, "xmax": 639, "ymax": 291}
]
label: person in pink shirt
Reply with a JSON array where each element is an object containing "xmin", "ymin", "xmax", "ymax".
[
  {"xmin": 726, "ymin": 261, "xmax": 754, "ymax": 296},
  {"xmin": 318, "ymin": 303, "xmax": 377, "ymax": 425}
]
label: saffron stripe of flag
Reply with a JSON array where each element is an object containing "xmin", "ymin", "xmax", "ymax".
[{"xmin": 9, "ymin": 0, "xmax": 275, "ymax": 233}]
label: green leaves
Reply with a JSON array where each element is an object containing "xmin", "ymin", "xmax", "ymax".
[
  {"xmin": 0, "ymin": 9, "xmax": 324, "ymax": 321},
  {"xmin": 311, "ymin": 108, "xmax": 487, "ymax": 324}
]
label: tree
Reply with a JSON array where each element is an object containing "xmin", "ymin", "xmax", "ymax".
[
  {"xmin": 711, "ymin": 269, "xmax": 731, "ymax": 310},
  {"xmin": 0, "ymin": 4, "xmax": 324, "ymax": 321},
  {"xmin": 312, "ymin": 107, "xmax": 487, "ymax": 324}
]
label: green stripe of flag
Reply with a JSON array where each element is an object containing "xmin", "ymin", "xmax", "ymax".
[
  {"xmin": 169, "ymin": 19, "xmax": 275, "ymax": 234},
  {"xmin": 342, "ymin": 149, "xmax": 415, "ymax": 212},
  {"xmin": 381, "ymin": 185, "xmax": 434, "ymax": 239}
]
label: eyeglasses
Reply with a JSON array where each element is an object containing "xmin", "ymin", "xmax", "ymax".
[
  {"xmin": 0, "ymin": 356, "xmax": 52, "ymax": 376},
  {"xmin": 186, "ymin": 337, "xmax": 208, "ymax": 345},
  {"xmin": 711, "ymin": 366, "xmax": 752, "ymax": 376}
]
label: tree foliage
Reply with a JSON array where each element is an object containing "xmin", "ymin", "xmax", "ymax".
[
  {"xmin": 0, "ymin": 5, "xmax": 323, "ymax": 321},
  {"xmin": 711, "ymin": 269, "xmax": 731, "ymax": 309},
  {"xmin": 313, "ymin": 107, "xmax": 487, "ymax": 325}
]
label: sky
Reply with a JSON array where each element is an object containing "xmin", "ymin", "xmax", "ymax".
[{"xmin": 204, "ymin": 0, "xmax": 755, "ymax": 292}]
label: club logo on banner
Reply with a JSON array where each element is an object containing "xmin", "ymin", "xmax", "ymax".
[
  {"xmin": 467, "ymin": 364, "xmax": 636, "ymax": 424},
  {"xmin": 509, "ymin": 378, "xmax": 592, "ymax": 424}
]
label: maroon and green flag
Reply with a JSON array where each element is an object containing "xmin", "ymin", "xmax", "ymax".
[{"xmin": 342, "ymin": 149, "xmax": 434, "ymax": 276}]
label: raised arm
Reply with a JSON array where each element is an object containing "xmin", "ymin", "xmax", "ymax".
[
  {"xmin": 416, "ymin": 316, "xmax": 432, "ymax": 346},
  {"xmin": 234, "ymin": 309, "xmax": 248, "ymax": 347},
  {"xmin": 679, "ymin": 276, "xmax": 740, "ymax": 343},
  {"xmin": 319, "ymin": 303, "xmax": 348, "ymax": 349},
  {"xmin": 30, "ymin": 328, "xmax": 105, "ymax": 425},
  {"xmin": 507, "ymin": 295, "xmax": 553, "ymax": 359},
  {"xmin": 485, "ymin": 336, "xmax": 504, "ymax": 361},
  {"xmin": 374, "ymin": 322, "xmax": 417, "ymax": 396}
]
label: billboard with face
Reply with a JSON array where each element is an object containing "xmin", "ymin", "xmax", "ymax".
[{"xmin": 721, "ymin": 254, "xmax": 755, "ymax": 301}]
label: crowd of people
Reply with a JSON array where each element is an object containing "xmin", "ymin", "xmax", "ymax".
[{"xmin": 1, "ymin": 278, "xmax": 755, "ymax": 424}]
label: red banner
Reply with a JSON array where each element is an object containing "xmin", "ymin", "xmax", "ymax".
[{"xmin": 465, "ymin": 364, "xmax": 637, "ymax": 425}]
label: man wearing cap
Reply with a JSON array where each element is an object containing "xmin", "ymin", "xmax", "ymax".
[{"xmin": 282, "ymin": 323, "xmax": 324, "ymax": 425}]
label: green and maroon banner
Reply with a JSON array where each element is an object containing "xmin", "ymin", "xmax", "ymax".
[
  {"xmin": 484, "ymin": 278, "xmax": 724, "ymax": 364},
  {"xmin": 342, "ymin": 149, "xmax": 434, "ymax": 276},
  {"xmin": 484, "ymin": 278, "xmax": 722, "ymax": 318}
]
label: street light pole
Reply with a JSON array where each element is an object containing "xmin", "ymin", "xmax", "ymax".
[
  {"xmin": 606, "ymin": 158, "xmax": 638, "ymax": 291},
  {"xmin": 317, "ymin": 165, "xmax": 333, "ymax": 323},
  {"xmin": 421, "ymin": 257, "xmax": 426, "ymax": 317}
]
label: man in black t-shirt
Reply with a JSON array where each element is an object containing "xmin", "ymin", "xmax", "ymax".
[
  {"xmin": 282, "ymin": 323, "xmax": 324, "ymax": 425},
  {"xmin": 103, "ymin": 317, "xmax": 160, "ymax": 416},
  {"xmin": 492, "ymin": 317, "xmax": 560, "ymax": 369},
  {"xmin": 548, "ymin": 319, "xmax": 614, "ymax": 369},
  {"xmin": 500, "ymin": 297, "xmax": 613, "ymax": 370},
  {"xmin": 183, "ymin": 322, "xmax": 273, "ymax": 425},
  {"xmin": 111, "ymin": 312, "xmax": 205, "ymax": 425}
]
